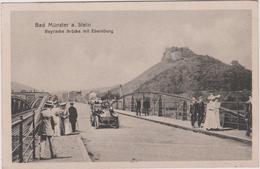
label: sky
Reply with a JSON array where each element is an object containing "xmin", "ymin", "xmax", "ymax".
[{"xmin": 11, "ymin": 10, "xmax": 252, "ymax": 92}]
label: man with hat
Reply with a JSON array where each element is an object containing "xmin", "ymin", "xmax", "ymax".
[
  {"xmin": 52, "ymin": 100, "xmax": 61, "ymax": 136},
  {"xmin": 38, "ymin": 101, "xmax": 56, "ymax": 159},
  {"xmin": 197, "ymin": 96, "xmax": 205, "ymax": 128},
  {"xmin": 136, "ymin": 98, "xmax": 141, "ymax": 116},
  {"xmin": 69, "ymin": 102, "xmax": 78, "ymax": 132},
  {"xmin": 245, "ymin": 96, "xmax": 252, "ymax": 136},
  {"xmin": 59, "ymin": 102, "xmax": 67, "ymax": 135}
]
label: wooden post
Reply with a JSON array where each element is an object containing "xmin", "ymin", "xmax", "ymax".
[{"xmin": 19, "ymin": 116, "xmax": 24, "ymax": 163}]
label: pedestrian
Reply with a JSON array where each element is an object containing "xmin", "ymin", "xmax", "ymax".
[
  {"xmin": 136, "ymin": 99, "xmax": 141, "ymax": 116},
  {"xmin": 38, "ymin": 101, "xmax": 57, "ymax": 159},
  {"xmin": 143, "ymin": 97, "xmax": 150, "ymax": 116},
  {"xmin": 245, "ymin": 96, "xmax": 252, "ymax": 136},
  {"xmin": 204, "ymin": 94, "xmax": 221, "ymax": 130},
  {"xmin": 197, "ymin": 96, "xmax": 205, "ymax": 128},
  {"xmin": 190, "ymin": 97, "xmax": 198, "ymax": 128},
  {"xmin": 61, "ymin": 103, "xmax": 71, "ymax": 135},
  {"xmin": 69, "ymin": 102, "xmax": 78, "ymax": 133},
  {"xmin": 52, "ymin": 100, "xmax": 61, "ymax": 136},
  {"xmin": 59, "ymin": 102, "xmax": 68, "ymax": 135}
]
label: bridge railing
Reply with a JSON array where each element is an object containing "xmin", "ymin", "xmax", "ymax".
[
  {"xmin": 12, "ymin": 95, "xmax": 49, "ymax": 163},
  {"xmin": 113, "ymin": 98, "xmax": 190, "ymax": 120},
  {"xmin": 12, "ymin": 111, "xmax": 41, "ymax": 162},
  {"xmin": 219, "ymin": 101, "xmax": 248, "ymax": 130},
  {"xmin": 113, "ymin": 97, "xmax": 249, "ymax": 130}
]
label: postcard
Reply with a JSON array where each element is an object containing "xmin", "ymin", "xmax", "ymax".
[{"xmin": 1, "ymin": 1, "xmax": 258, "ymax": 168}]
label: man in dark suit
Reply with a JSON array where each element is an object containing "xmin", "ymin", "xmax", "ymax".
[
  {"xmin": 136, "ymin": 99, "xmax": 141, "ymax": 116},
  {"xmin": 197, "ymin": 96, "xmax": 205, "ymax": 128},
  {"xmin": 143, "ymin": 97, "xmax": 150, "ymax": 116},
  {"xmin": 245, "ymin": 96, "xmax": 252, "ymax": 136},
  {"xmin": 190, "ymin": 97, "xmax": 198, "ymax": 128},
  {"xmin": 69, "ymin": 102, "xmax": 78, "ymax": 132}
]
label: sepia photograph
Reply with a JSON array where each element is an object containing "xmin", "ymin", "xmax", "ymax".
[{"xmin": 1, "ymin": 1, "xmax": 259, "ymax": 168}]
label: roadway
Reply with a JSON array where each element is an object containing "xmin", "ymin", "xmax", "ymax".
[{"xmin": 76, "ymin": 103, "xmax": 251, "ymax": 162}]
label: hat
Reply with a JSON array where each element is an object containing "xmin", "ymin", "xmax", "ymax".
[
  {"xmin": 207, "ymin": 94, "xmax": 214, "ymax": 100},
  {"xmin": 214, "ymin": 95, "xmax": 221, "ymax": 99},
  {"xmin": 70, "ymin": 102, "xmax": 74, "ymax": 105},
  {"xmin": 45, "ymin": 101, "xmax": 54, "ymax": 106},
  {"xmin": 53, "ymin": 100, "xmax": 58, "ymax": 105},
  {"xmin": 60, "ymin": 102, "xmax": 67, "ymax": 106}
]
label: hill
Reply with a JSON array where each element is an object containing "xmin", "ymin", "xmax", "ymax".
[
  {"xmin": 116, "ymin": 47, "xmax": 251, "ymax": 96},
  {"xmin": 11, "ymin": 81, "xmax": 37, "ymax": 92}
]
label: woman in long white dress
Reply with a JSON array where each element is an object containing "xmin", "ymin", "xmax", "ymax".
[
  {"xmin": 59, "ymin": 102, "xmax": 66, "ymax": 135},
  {"xmin": 204, "ymin": 95, "xmax": 221, "ymax": 130},
  {"xmin": 52, "ymin": 102, "xmax": 61, "ymax": 136},
  {"xmin": 61, "ymin": 104, "xmax": 71, "ymax": 135}
]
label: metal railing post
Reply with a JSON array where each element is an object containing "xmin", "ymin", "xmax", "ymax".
[
  {"xmin": 153, "ymin": 97, "xmax": 156, "ymax": 116},
  {"xmin": 164, "ymin": 98, "xmax": 166, "ymax": 116},
  {"xmin": 32, "ymin": 111, "xmax": 36, "ymax": 159},
  {"xmin": 237, "ymin": 101, "xmax": 240, "ymax": 130},
  {"xmin": 158, "ymin": 96, "xmax": 162, "ymax": 116},
  {"xmin": 19, "ymin": 116, "xmax": 24, "ymax": 163}
]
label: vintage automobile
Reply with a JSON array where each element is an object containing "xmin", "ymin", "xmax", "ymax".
[{"xmin": 90, "ymin": 101, "xmax": 119, "ymax": 129}]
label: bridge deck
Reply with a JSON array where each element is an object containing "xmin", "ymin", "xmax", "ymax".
[{"xmin": 115, "ymin": 109, "xmax": 252, "ymax": 144}]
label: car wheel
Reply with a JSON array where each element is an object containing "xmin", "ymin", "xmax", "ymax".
[{"xmin": 95, "ymin": 116, "xmax": 99, "ymax": 129}]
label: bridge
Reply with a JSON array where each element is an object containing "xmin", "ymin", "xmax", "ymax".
[{"xmin": 11, "ymin": 90, "xmax": 251, "ymax": 163}]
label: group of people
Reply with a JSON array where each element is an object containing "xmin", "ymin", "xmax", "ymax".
[
  {"xmin": 190, "ymin": 96, "xmax": 206, "ymax": 128},
  {"xmin": 38, "ymin": 99, "xmax": 78, "ymax": 159},
  {"xmin": 190, "ymin": 94, "xmax": 252, "ymax": 136},
  {"xmin": 135, "ymin": 97, "xmax": 150, "ymax": 116},
  {"xmin": 190, "ymin": 94, "xmax": 221, "ymax": 130}
]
